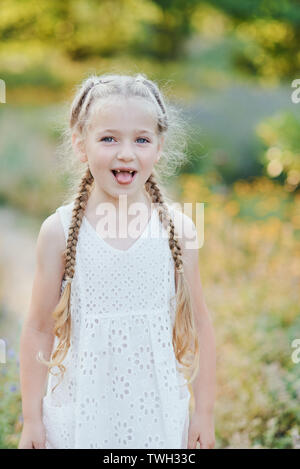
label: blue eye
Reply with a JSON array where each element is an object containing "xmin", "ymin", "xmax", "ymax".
[
  {"xmin": 101, "ymin": 136, "xmax": 114, "ymax": 142},
  {"xmin": 137, "ymin": 138, "xmax": 150, "ymax": 143}
]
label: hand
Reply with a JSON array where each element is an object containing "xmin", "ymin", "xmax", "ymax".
[
  {"xmin": 187, "ymin": 409, "xmax": 215, "ymax": 449},
  {"xmin": 18, "ymin": 418, "xmax": 47, "ymax": 449}
]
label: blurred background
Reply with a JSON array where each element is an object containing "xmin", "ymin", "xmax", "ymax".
[{"xmin": 0, "ymin": 0, "xmax": 299, "ymax": 449}]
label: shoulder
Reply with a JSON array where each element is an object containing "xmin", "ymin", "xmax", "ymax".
[
  {"xmin": 37, "ymin": 211, "xmax": 66, "ymax": 268},
  {"xmin": 56, "ymin": 201, "xmax": 74, "ymax": 221},
  {"xmin": 26, "ymin": 211, "xmax": 67, "ymax": 333},
  {"xmin": 39, "ymin": 211, "xmax": 65, "ymax": 244}
]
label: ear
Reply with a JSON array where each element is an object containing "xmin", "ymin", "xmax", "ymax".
[
  {"xmin": 72, "ymin": 132, "xmax": 87, "ymax": 163},
  {"xmin": 155, "ymin": 135, "xmax": 164, "ymax": 163}
]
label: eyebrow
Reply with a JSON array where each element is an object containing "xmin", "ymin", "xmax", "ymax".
[{"xmin": 96, "ymin": 129, "xmax": 154, "ymax": 135}]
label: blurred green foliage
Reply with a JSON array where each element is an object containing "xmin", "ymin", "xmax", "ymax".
[
  {"xmin": 1, "ymin": 0, "xmax": 300, "ymax": 79},
  {"xmin": 0, "ymin": 310, "xmax": 22, "ymax": 449},
  {"xmin": 0, "ymin": 66, "xmax": 63, "ymax": 89},
  {"xmin": 0, "ymin": 105, "xmax": 68, "ymax": 218},
  {"xmin": 256, "ymin": 111, "xmax": 300, "ymax": 190},
  {"xmin": 0, "ymin": 0, "xmax": 299, "ymax": 187},
  {"xmin": 0, "ymin": 354, "xmax": 21, "ymax": 449},
  {"xmin": 206, "ymin": 0, "xmax": 300, "ymax": 80}
]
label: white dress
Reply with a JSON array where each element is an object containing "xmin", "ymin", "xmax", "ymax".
[{"xmin": 42, "ymin": 200, "xmax": 191, "ymax": 449}]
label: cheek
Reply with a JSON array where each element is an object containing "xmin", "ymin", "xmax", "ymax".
[
  {"xmin": 139, "ymin": 149, "xmax": 159, "ymax": 169},
  {"xmin": 96, "ymin": 153, "xmax": 111, "ymax": 169},
  {"xmin": 88, "ymin": 145, "xmax": 112, "ymax": 169}
]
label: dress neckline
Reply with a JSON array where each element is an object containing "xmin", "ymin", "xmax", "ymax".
[{"xmin": 82, "ymin": 205, "xmax": 156, "ymax": 255}]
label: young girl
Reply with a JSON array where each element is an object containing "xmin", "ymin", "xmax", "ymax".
[{"xmin": 18, "ymin": 73, "xmax": 216, "ymax": 450}]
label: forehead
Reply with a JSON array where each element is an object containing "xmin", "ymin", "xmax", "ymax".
[{"xmin": 88, "ymin": 96, "xmax": 158, "ymax": 133}]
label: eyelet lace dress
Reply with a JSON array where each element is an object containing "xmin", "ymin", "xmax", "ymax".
[{"xmin": 42, "ymin": 201, "xmax": 191, "ymax": 449}]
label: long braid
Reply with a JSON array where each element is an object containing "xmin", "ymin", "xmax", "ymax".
[
  {"xmin": 145, "ymin": 173, "xmax": 200, "ymax": 384},
  {"xmin": 64, "ymin": 166, "xmax": 94, "ymax": 282},
  {"xmin": 145, "ymin": 173, "xmax": 183, "ymax": 273}
]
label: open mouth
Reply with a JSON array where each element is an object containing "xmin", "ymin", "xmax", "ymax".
[{"xmin": 111, "ymin": 170, "xmax": 137, "ymax": 185}]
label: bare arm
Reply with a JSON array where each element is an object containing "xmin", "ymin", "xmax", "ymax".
[
  {"xmin": 185, "ymin": 256, "xmax": 216, "ymax": 415},
  {"xmin": 19, "ymin": 212, "xmax": 65, "ymax": 424},
  {"xmin": 174, "ymin": 207, "xmax": 216, "ymax": 449}
]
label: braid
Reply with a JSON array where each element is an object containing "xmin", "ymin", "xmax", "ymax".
[
  {"xmin": 63, "ymin": 166, "xmax": 94, "ymax": 282},
  {"xmin": 70, "ymin": 81, "xmax": 96, "ymax": 128},
  {"xmin": 145, "ymin": 173, "xmax": 200, "ymax": 386},
  {"xmin": 140, "ymin": 79, "xmax": 167, "ymax": 117},
  {"xmin": 135, "ymin": 76, "xmax": 168, "ymax": 132},
  {"xmin": 70, "ymin": 76, "xmax": 115, "ymax": 128},
  {"xmin": 145, "ymin": 173, "xmax": 183, "ymax": 273}
]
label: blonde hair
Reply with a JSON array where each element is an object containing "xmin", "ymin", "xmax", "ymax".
[{"xmin": 37, "ymin": 72, "xmax": 200, "ymax": 394}]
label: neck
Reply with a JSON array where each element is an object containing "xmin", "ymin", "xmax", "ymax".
[{"xmin": 86, "ymin": 184, "xmax": 152, "ymax": 218}]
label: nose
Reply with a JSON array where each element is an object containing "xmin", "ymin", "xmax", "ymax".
[{"xmin": 116, "ymin": 141, "xmax": 135, "ymax": 161}]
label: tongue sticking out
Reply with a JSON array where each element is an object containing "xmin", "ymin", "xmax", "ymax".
[{"xmin": 114, "ymin": 171, "xmax": 134, "ymax": 183}]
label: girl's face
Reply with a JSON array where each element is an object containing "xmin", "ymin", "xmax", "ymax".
[{"xmin": 72, "ymin": 96, "xmax": 164, "ymax": 203}]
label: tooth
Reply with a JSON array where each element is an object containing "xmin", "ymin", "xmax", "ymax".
[{"xmin": 114, "ymin": 169, "xmax": 135, "ymax": 173}]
